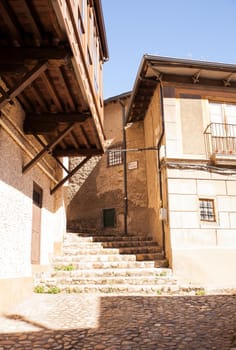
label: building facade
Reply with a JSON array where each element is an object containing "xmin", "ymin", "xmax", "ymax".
[
  {"xmin": 126, "ymin": 56, "xmax": 236, "ymax": 288},
  {"xmin": 68, "ymin": 56, "xmax": 236, "ymax": 288},
  {"xmin": 0, "ymin": 0, "xmax": 108, "ymax": 311}
]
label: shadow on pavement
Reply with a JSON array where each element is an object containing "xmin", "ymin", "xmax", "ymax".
[{"xmin": 0, "ymin": 294, "xmax": 235, "ymax": 350}]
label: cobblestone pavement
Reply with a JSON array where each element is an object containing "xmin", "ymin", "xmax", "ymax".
[{"xmin": 0, "ymin": 293, "xmax": 235, "ymax": 350}]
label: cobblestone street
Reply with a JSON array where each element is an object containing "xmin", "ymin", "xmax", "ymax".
[{"xmin": 0, "ymin": 293, "xmax": 235, "ymax": 349}]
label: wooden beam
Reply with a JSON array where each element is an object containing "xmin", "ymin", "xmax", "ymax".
[
  {"xmin": 0, "ymin": 61, "xmax": 48, "ymax": 110},
  {"xmin": 24, "ymin": 112, "xmax": 89, "ymax": 133},
  {"xmin": 40, "ymin": 71, "xmax": 63, "ymax": 111},
  {"xmin": 53, "ymin": 148, "xmax": 103, "ymax": 157},
  {"xmin": 69, "ymin": 131, "xmax": 80, "ymax": 148},
  {"xmin": 28, "ymin": 82, "xmax": 48, "ymax": 111},
  {"xmin": 22, "ymin": 124, "xmax": 75, "ymax": 174},
  {"xmin": 80, "ymin": 124, "xmax": 92, "ymax": 148},
  {"xmin": 0, "ymin": 48, "xmax": 71, "ymax": 63},
  {"xmin": 58, "ymin": 66, "xmax": 76, "ymax": 111},
  {"xmin": 50, "ymin": 156, "xmax": 92, "ymax": 194}
]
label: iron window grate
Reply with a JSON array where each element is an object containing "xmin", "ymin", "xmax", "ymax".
[
  {"xmin": 107, "ymin": 146, "xmax": 123, "ymax": 166},
  {"xmin": 199, "ymin": 198, "xmax": 216, "ymax": 222}
]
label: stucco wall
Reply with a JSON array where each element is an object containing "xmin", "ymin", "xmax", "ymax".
[
  {"xmin": 0, "ymin": 99, "xmax": 66, "ymax": 281},
  {"xmin": 143, "ymin": 87, "xmax": 164, "ymax": 244}
]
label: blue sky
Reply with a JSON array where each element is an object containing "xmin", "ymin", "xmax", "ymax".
[{"xmin": 102, "ymin": 0, "xmax": 236, "ymax": 99}]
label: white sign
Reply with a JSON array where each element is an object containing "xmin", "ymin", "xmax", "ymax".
[{"xmin": 128, "ymin": 161, "xmax": 138, "ymax": 170}]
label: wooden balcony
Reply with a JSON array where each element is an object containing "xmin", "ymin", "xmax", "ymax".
[
  {"xmin": 204, "ymin": 123, "xmax": 236, "ymax": 163},
  {"xmin": 0, "ymin": 0, "xmax": 108, "ymax": 159}
]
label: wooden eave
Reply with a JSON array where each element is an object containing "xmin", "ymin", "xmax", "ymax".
[
  {"xmin": 126, "ymin": 55, "xmax": 236, "ymax": 123},
  {"xmin": 0, "ymin": 0, "xmax": 104, "ymax": 158}
]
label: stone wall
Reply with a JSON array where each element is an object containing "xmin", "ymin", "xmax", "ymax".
[{"xmin": 67, "ymin": 95, "xmax": 153, "ymax": 236}]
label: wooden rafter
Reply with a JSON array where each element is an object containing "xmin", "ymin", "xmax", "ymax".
[
  {"xmin": 57, "ymin": 66, "xmax": 76, "ymax": 111},
  {"xmin": 0, "ymin": 61, "xmax": 48, "ymax": 110},
  {"xmin": 40, "ymin": 71, "xmax": 63, "ymax": 111},
  {"xmin": 87, "ymin": 118, "xmax": 101, "ymax": 149},
  {"xmin": 80, "ymin": 124, "xmax": 91, "ymax": 148},
  {"xmin": 69, "ymin": 131, "xmax": 80, "ymax": 149},
  {"xmin": 28, "ymin": 82, "xmax": 48, "ymax": 111},
  {"xmin": 0, "ymin": 0, "xmax": 23, "ymax": 45},
  {"xmin": 22, "ymin": 0, "xmax": 44, "ymax": 46}
]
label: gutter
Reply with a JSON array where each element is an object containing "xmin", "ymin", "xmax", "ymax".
[
  {"xmin": 119, "ymin": 99, "xmax": 128, "ymax": 235},
  {"xmin": 157, "ymin": 82, "xmax": 166, "ymax": 257}
]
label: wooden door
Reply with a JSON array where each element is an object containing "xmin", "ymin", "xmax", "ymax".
[{"xmin": 31, "ymin": 183, "xmax": 43, "ymax": 264}]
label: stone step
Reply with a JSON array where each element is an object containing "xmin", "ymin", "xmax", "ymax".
[
  {"xmin": 35, "ymin": 232, "xmax": 170, "ymax": 295},
  {"xmin": 53, "ymin": 254, "xmax": 137, "ymax": 263},
  {"xmin": 101, "ymin": 240, "xmax": 158, "ymax": 248},
  {"xmin": 136, "ymin": 253, "xmax": 165, "ymax": 261},
  {"xmin": 63, "ymin": 240, "xmax": 158, "ymax": 249},
  {"xmin": 118, "ymin": 246, "xmax": 162, "ymax": 254},
  {"xmin": 62, "ymin": 246, "xmax": 162, "ymax": 256},
  {"xmin": 62, "ymin": 247, "xmax": 121, "ymax": 255},
  {"xmin": 39, "ymin": 283, "xmax": 180, "ymax": 295},
  {"xmin": 40, "ymin": 275, "xmax": 178, "ymax": 286},
  {"xmin": 63, "ymin": 242, "xmax": 104, "ymax": 249},
  {"xmin": 52, "ymin": 260, "xmax": 157, "ymax": 269},
  {"xmin": 50, "ymin": 267, "xmax": 172, "ymax": 278},
  {"xmin": 88, "ymin": 235, "xmax": 153, "ymax": 242}
]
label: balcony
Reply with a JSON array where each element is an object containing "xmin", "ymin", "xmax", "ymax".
[{"xmin": 204, "ymin": 123, "xmax": 236, "ymax": 163}]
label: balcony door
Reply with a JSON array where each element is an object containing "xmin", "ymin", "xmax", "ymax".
[{"xmin": 209, "ymin": 102, "xmax": 236, "ymax": 154}]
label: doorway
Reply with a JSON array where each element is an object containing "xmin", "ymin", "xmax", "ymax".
[{"xmin": 31, "ymin": 183, "xmax": 43, "ymax": 264}]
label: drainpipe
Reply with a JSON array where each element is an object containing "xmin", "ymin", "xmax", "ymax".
[
  {"xmin": 157, "ymin": 82, "xmax": 166, "ymax": 256},
  {"xmin": 119, "ymin": 100, "xmax": 128, "ymax": 235}
]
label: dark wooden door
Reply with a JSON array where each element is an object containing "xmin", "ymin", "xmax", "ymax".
[{"xmin": 31, "ymin": 183, "xmax": 43, "ymax": 264}]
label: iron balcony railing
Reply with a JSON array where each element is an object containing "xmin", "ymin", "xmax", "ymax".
[{"xmin": 204, "ymin": 122, "xmax": 236, "ymax": 158}]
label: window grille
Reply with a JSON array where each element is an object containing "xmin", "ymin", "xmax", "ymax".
[
  {"xmin": 199, "ymin": 199, "xmax": 216, "ymax": 222},
  {"xmin": 107, "ymin": 146, "xmax": 123, "ymax": 166}
]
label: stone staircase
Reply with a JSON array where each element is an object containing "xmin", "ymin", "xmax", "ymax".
[{"xmin": 34, "ymin": 232, "xmax": 199, "ymax": 295}]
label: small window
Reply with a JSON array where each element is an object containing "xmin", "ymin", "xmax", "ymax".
[
  {"xmin": 199, "ymin": 199, "xmax": 216, "ymax": 222},
  {"xmin": 103, "ymin": 208, "xmax": 116, "ymax": 228},
  {"xmin": 107, "ymin": 146, "xmax": 123, "ymax": 167}
]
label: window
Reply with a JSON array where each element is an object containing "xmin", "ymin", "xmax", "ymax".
[
  {"xmin": 199, "ymin": 199, "xmax": 216, "ymax": 222},
  {"xmin": 103, "ymin": 208, "xmax": 116, "ymax": 228},
  {"xmin": 107, "ymin": 145, "xmax": 123, "ymax": 167}
]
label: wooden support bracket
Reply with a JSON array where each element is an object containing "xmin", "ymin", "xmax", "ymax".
[
  {"xmin": 22, "ymin": 123, "xmax": 74, "ymax": 174},
  {"xmin": 50, "ymin": 156, "xmax": 92, "ymax": 194}
]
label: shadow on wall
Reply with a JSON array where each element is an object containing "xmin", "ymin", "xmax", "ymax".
[{"xmin": 67, "ymin": 158, "xmax": 124, "ymax": 233}]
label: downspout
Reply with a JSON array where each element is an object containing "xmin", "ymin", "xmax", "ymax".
[
  {"xmin": 157, "ymin": 82, "xmax": 166, "ymax": 256},
  {"xmin": 119, "ymin": 100, "xmax": 128, "ymax": 235}
]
